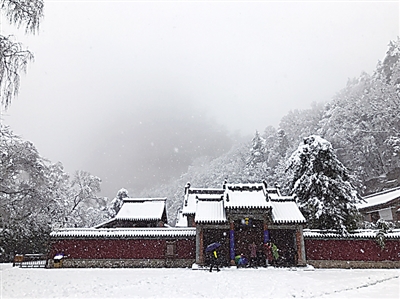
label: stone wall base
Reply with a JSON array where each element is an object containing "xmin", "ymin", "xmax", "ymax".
[
  {"xmin": 307, "ymin": 260, "xmax": 400, "ymax": 269},
  {"xmin": 47, "ymin": 258, "xmax": 195, "ymax": 268}
]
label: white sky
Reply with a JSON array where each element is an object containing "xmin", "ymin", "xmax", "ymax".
[{"xmin": 1, "ymin": 0, "xmax": 399, "ymax": 198}]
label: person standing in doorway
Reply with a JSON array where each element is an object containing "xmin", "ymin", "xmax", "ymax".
[
  {"xmin": 248, "ymin": 241, "xmax": 257, "ymax": 268},
  {"xmin": 271, "ymin": 242, "xmax": 280, "ymax": 266},
  {"xmin": 264, "ymin": 242, "xmax": 273, "ymax": 266}
]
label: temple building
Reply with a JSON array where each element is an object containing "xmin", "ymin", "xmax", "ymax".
[
  {"xmin": 48, "ymin": 182, "xmax": 306, "ymax": 268},
  {"xmin": 47, "ymin": 181, "xmax": 400, "ymax": 269},
  {"xmin": 180, "ymin": 182, "xmax": 307, "ymax": 267}
]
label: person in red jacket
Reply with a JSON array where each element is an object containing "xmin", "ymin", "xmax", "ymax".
[
  {"xmin": 248, "ymin": 241, "xmax": 257, "ymax": 268},
  {"xmin": 264, "ymin": 242, "xmax": 273, "ymax": 266}
]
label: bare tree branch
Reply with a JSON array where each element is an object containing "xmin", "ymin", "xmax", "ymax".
[
  {"xmin": 0, "ymin": 35, "xmax": 33, "ymax": 108},
  {"xmin": 1, "ymin": 0, "xmax": 44, "ymax": 34}
]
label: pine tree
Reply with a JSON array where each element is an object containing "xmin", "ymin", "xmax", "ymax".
[
  {"xmin": 107, "ymin": 188, "xmax": 129, "ymax": 218},
  {"xmin": 245, "ymin": 131, "xmax": 269, "ymax": 182},
  {"xmin": 248, "ymin": 131, "xmax": 266, "ymax": 166},
  {"xmin": 287, "ymin": 135, "xmax": 361, "ymax": 233}
]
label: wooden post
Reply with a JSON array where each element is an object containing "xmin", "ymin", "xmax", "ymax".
[
  {"xmin": 263, "ymin": 222, "xmax": 270, "ymax": 243},
  {"xmin": 296, "ymin": 226, "xmax": 306, "ymax": 266},
  {"xmin": 229, "ymin": 220, "xmax": 235, "ymax": 266},
  {"xmin": 196, "ymin": 225, "xmax": 204, "ymax": 265}
]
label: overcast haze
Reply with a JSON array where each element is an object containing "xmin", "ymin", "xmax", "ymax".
[{"xmin": 1, "ymin": 1, "xmax": 399, "ymax": 199}]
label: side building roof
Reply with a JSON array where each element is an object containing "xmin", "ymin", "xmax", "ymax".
[
  {"xmin": 357, "ymin": 187, "xmax": 400, "ymax": 210},
  {"xmin": 271, "ymin": 201, "xmax": 306, "ymax": 224},
  {"xmin": 195, "ymin": 198, "xmax": 227, "ymax": 224},
  {"xmin": 95, "ymin": 198, "xmax": 167, "ymax": 228},
  {"xmin": 181, "ymin": 184, "xmax": 224, "ymax": 216},
  {"xmin": 116, "ymin": 198, "xmax": 166, "ymax": 221}
]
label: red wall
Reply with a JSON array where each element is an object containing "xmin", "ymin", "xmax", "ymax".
[
  {"xmin": 305, "ymin": 239, "xmax": 400, "ymax": 261},
  {"xmin": 176, "ymin": 239, "xmax": 196, "ymax": 259},
  {"xmin": 49, "ymin": 239, "xmax": 196, "ymax": 260}
]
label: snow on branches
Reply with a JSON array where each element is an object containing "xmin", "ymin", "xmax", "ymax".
[{"xmin": 287, "ymin": 135, "xmax": 362, "ymax": 234}]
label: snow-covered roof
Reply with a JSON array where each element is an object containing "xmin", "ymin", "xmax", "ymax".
[
  {"xmin": 357, "ymin": 187, "xmax": 400, "ymax": 210},
  {"xmin": 266, "ymin": 188, "xmax": 282, "ymax": 200},
  {"xmin": 303, "ymin": 229, "xmax": 400, "ymax": 239},
  {"xmin": 182, "ymin": 188, "xmax": 224, "ymax": 216},
  {"xmin": 175, "ymin": 210, "xmax": 188, "ymax": 227},
  {"xmin": 271, "ymin": 201, "xmax": 306, "ymax": 224},
  {"xmin": 115, "ymin": 198, "xmax": 166, "ymax": 221},
  {"xmin": 50, "ymin": 228, "xmax": 196, "ymax": 238},
  {"xmin": 181, "ymin": 183, "xmax": 305, "ymax": 224},
  {"xmin": 195, "ymin": 199, "xmax": 227, "ymax": 223},
  {"xmin": 224, "ymin": 183, "xmax": 270, "ymax": 209}
]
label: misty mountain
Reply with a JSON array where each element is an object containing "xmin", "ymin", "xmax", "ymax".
[{"xmin": 78, "ymin": 94, "xmax": 235, "ymax": 199}]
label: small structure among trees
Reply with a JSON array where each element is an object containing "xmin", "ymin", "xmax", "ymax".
[{"xmin": 357, "ymin": 187, "xmax": 400, "ymax": 224}]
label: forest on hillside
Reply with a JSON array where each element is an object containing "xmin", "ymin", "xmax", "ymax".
[{"xmin": 141, "ymin": 38, "xmax": 400, "ymax": 224}]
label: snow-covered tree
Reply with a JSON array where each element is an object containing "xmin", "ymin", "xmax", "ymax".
[
  {"xmin": 287, "ymin": 135, "xmax": 361, "ymax": 233},
  {"xmin": 317, "ymin": 39, "xmax": 400, "ymax": 192},
  {"xmin": 0, "ymin": 125, "xmax": 58, "ymax": 253},
  {"xmin": 61, "ymin": 170, "xmax": 104, "ymax": 228},
  {"xmin": 0, "ymin": 125, "xmax": 106, "ymax": 256},
  {"xmin": 245, "ymin": 131, "xmax": 269, "ymax": 182},
  {"xmin": 279, "ymin": 102, "xmax": 325, "ymax": 150},
  {"xmin": 107, "ymin": 188, "xmax": 129, "ymax": 218},
  {"xmin": 0, "ymin": 0, "xmax": 44, "ymax": 108},
  {"xmin": 248, "ymin": 131, "xmax": 266, "ymax": 166}
]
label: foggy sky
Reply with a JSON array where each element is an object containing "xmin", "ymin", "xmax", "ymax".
[{"xmin": 2, "ymin": 1, "xmax": 399, "ymax": 199}]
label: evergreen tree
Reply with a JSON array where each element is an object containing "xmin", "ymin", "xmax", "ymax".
[
  {"xmin": 245, "ymin": 131, "xmax": 269, "ymax": 182},
  {"xmin": 107, "ymin": 188, "xmax": 129, "ymax": 218},
  {"xmin": 248, "ymin": 131, "xmax": 266, "ymax": 166},
  {"xmin": 287, "ymin": 135, "xmax": 361, "ymax": 233}
]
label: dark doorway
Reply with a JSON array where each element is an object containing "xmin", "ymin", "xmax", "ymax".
[
  {"xmin": 203, "ymin": 228, "xmax": 229, "ymax": 267},
  {"xmin": 234, "ymin": 219, "xmax": 264, "ymax": 259},
  {"xmin": 269, "ymin": 229, "xmax": 297, "ymax": 267}
]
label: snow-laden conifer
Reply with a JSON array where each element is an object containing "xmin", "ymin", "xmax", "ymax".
[{"xmin": 287, "ymin": 135, "xmax": 362, "ymax": 234}]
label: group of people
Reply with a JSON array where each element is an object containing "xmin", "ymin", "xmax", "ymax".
[
  {"xmin": 245, "ymin": 241, "xmax": 279, "ymax": 268},
  {"xmin": 208, "ymin": 240, "xmax": 296, "ymax": 272}
]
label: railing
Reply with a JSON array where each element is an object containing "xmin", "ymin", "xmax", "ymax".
[{"xmin": 13, "ymin": 253, "xmax": 48, "ymax": 268}]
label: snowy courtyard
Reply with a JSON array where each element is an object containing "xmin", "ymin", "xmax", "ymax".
[{"xmin": 1, "ymin": 264, "xmax": 399, "ymax": 298}]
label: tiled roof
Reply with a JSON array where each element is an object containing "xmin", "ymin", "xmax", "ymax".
[
  {"xmin": 115, "ymin": 198, "xmax": 166, "ymax": 221},
  {"xmin": 175, "ymin": 210, "xmax": 188, "ymax": 227},
  {"xmin": 303, "ymin": 228, "xmax": 400, "ymax": 239},
  {"xmin": 182, "ymin": 193, "xmax": 198, "ymax": 215},
  {"xmin": 271, "ymin": 201, "xmax": 306, "ymax": 224},
  {"xmin": 182, "ymin": 188, "xmax": 224, "ymax": 216},
  {"xmin": 357, "ymin": 187, "xmax": 400, "ymax": 210},
  {"xmin": 266, "ymin": 188, "xmax": 281, "ymax": 200},
  {"xmin": 224, "ymin": 184, "xmax": 270, "ymax": 209},
  {"xmin": 50, "ymin": 228, "xmax": 196, "ymax": 238},
  {"xmin": 181, "ymin": 183, "xmax": 305, "ymax": 225},
  {"xmin": 195, "ymin": 200, "xmax": 226, "ymax": 223}
]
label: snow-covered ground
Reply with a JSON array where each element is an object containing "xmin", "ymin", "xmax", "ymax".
[{"xmin": 1, "ymin": 263, "xmax": 399, "ymax": 298}]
